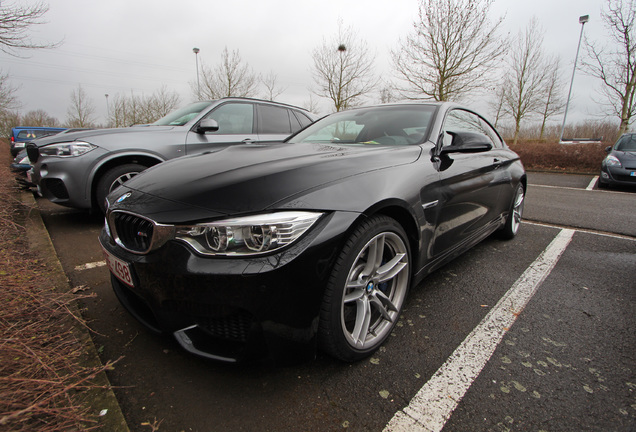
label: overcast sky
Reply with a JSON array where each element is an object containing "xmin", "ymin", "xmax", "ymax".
[{"xmin": 1, "ymin": 0, "xmax": 611, "ymax": 127}]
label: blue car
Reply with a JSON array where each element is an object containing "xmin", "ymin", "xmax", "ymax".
[{"xmin": 10, "ymin": 127, "xmax": 66, "ymax": 156}]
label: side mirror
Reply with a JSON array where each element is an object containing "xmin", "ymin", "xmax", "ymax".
[
  {"xmin": 605, "ymin": 146, "xmax": 612, "ymax": 153},
  {"xmin": 197, "ymin": 118, "xmax": 219, "ymax": 134},
  {"xmin": 440, "ymin": 131, "xmax": 493, "ymax": 154}
]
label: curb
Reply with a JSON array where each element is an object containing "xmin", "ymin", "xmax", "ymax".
[{"xmin": 21, "ymin": 191, "xmax": 130, "ymax": 432}]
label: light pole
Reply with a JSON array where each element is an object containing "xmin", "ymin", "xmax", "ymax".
[
  {"xmin": 193, "ymin": 47, "xmax": 200, "ymax": 100},
  {"xmin": 105, "ymin": 94, "xmax": 109, "ymax": 125},
  {"xmin": 559, "ymin": 15, "xmax": 589, "ymax": 143}
]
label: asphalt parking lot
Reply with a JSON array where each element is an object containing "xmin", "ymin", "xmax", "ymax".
[{"xmin": 35, "ymin": 172, "xmax": 635, "ymax": 432}]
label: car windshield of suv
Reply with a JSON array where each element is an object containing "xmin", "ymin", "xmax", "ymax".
[
  {"xmin": 287, "ymin": 105, "xmax": 436, "ymax": 146},
  {"xmin": 152, "ymin": 101, "xmax": 213, "ymax": 126}
]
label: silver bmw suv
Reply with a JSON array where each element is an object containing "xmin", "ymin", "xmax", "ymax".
[{"xmin": 27, "ymin": 98, "xmax": 315, "ymax": 212}]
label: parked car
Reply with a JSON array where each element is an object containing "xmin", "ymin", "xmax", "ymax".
[
  {"xmin": 599, "ymin": 132, "xmax": 636, "ymax": 188},
  {"xmin": 11, "ymin": 129, "xmax": 96, "ymax": 189},
  {"xmin": 100, "ymin": 102, "xmax": 526, "ymax": 364},
  {"xmin": 27, "ymin": 98, "xmax": 315, "ymax": 212},
  {"xmin": 10, "ymin": 127, "xmax": 66, "ymax": 156},
  {"xmin": 10, "ymin": 149, "xmax": 34, "ymax": 189}
]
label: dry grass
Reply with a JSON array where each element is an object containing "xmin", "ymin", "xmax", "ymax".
[
  {"xmin": 508, "ymin": 140, "xmax": 608, "ymax": 174},
  {"xmin": 0, "ymin": 141, "xmax": 114, "ymax": 432}
]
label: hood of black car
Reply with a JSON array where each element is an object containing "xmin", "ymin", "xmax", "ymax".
[{"xmin": 111, "ymin": 142, "xmax": 422, "ymax": 221}]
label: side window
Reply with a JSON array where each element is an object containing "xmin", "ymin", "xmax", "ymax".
[
  {"xmin": 204, "ymin": 103, "xmax": 254, "ymax": 134},
  {"xmin": 258, "ymin": 105, "xmax": 291, "ymax": 134},
  {"xmin": 289, "ymin": 111, "xmax": 302, "ymax": 132},
  {"xmin": 442, "ymin": 109, "xmax": 498, "ymax": 148},
  {"xmin": 478, "ymin": 117, "xmax": 503, "ymax": 148},
  {"xmin": 292, "ymin": 110, "xmax": 313, "ymax": 129}
]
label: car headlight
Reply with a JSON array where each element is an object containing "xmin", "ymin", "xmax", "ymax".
[
  {"xmin": 39, "ymin": 141, "xmax": 96, "ymax": 157},
  {"xmin": 604, "ymin": 155, "xmax": 622, "ymax": 168},
  {"xmin": 174, "ymin": 211, "xmax": 323, "ymax": 256}
]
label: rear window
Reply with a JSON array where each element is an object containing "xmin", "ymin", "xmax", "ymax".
[{"xmin": 17, "ymin": 129, "xmax": 61, "ymax": 139}]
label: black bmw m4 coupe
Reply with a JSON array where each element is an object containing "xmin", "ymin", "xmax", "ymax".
[{"xmin": 100, "ymin": 102, "xmax": 526, "ymax": 364}]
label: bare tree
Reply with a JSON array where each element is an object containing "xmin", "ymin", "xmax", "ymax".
[
  {"xmin": 261, "ymin": 72, "xmax": 286, "ymax": 101},
  {"xmin": 391, "ymin": 0, "xmax": 507, "ymax": 101},
  {"xmin": 0, "ymin": 1, "xmax": 59, "ymax": 54},
  {"xmin": 0, "ymin": 70, "xmax": 19, "ymax": 111},
  {"xmin": 139, "ymin": 85, "xmax": 181, "ymax": 121},
  {"xmin": 196, "ymin": 47, "xmax": 258, "ymax": 99},
  {"xmin": 504, "ymin": 18, "xmax": 554, "ymax": 145},
  {"xmin": 377, "ymin": 81, "xmax": 398, "ymax": 104},
  {"xmin": 488, "ymin": 84, "xmax": 507, "ymax": 128},
  {"xmin": 303, "ymin": 94, "xmax": 320, "ymax": 114},
  {"xmin": 536, "ymin": 57, "xmax": 566, "ymax": 140},
  {"xmin": 22, "ymin": 108, "xmax": 58, "ymax": 126},
  {"xmin": 66, "ymin": 85, "xmax": 96, "ymax": 128},
  {"xmin": 582, "ymin": 0, "xmax": 636, "ymax": 135},
  {"xmin": 107, "ymin": 87, "xmax": 181, "ymax": 127},
  {"xmin": 311, "ymin": 22, "xmax": 377, "ymax": 112},
  {"xmin": 0, "ymin": 109, "xmax": 20, "ymax": 139}
]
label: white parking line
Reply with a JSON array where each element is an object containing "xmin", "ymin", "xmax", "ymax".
[
  {"xmin": 384, "ymin": 229, "xmax": 575, "ymax": 432},
  {"xmin": 529, "ymin": 184, "xmax": 589, "ymax": 191},
  {"xmin": 74, "ymin": 260, "xmax": 107, "ymax": 271},
  {"xmin": 586, "ymin": 176, "xmax": 599, "ymax": 190}
]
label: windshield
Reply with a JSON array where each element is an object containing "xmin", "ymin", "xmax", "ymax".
[
  {"xmin": 152, "ymin": 101, "xmax": 213, "ymax": 126},
  {"xmin": 615, "ymin": 134, "xmax": 636, "ymax": 151},
  {"xmin": 287, "ymin": 105, "xmax": 437, "ymax": 146}
]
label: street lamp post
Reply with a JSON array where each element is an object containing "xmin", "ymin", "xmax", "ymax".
[
  {"xmin": 559, "ymin": 15, "xmax": 589, "ymax": 143},
  {"xmin": 105, "ymin": 94, "xmax": 110, "ymax": 125},
  {"xmin": 193, "ymin": 47, "xmax": 200, "ymax": 100}
]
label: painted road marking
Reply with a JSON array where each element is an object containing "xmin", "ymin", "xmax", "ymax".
[
  {"xmin": 529, "ymin": 183, "xmax": 633, "ymax": 196},
  {"xmin": 529, "ymin": 184, "xmax": 590, "ymax": 191},
  {"xmin": 384, "ymin": 229, "xmax": 575, "ymax": 432},
  {"xmin": 586, "ymin": 176, "xmax": 599, "ymax": 190},
  {"xmin": 524, "ymin": 220, "xmax": 636, "ymax": 242},
  {"xmin": 74, "ymin": 260, "xmax": 107, "ymax": 271}
]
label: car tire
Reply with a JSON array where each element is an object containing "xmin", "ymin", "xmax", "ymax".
[
  {"xmin": 498, "ymin": 183, "xmax": 525, "ymax": 240},
  {"xmin": 319, "ymin": 215, "xmax": 411, "ymax": 362},
  {"xmin": 597, "ymin": 178, "xmax": 608, "ymax": 189},
  {"xmin": 96, "ymin": 163, "xmax": 147, "ymax": 213}
]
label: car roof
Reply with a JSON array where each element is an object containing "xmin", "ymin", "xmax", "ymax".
[{"xmin": 210, "ymin": 97, "xmax": 314, "ymax": 116}]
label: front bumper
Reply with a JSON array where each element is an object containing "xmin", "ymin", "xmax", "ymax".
[
  {"xmin": 600, "ymin": 165, "xmax": 636, "ymax": 187},
  {"xmin": 100, "ymin": 211, "xmax": 359, "ymax": 363},
  {"xmin": 30, "ymin": 153, "xmax": 103, "ymax": 210}
]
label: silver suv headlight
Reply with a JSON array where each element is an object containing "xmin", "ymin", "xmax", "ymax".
[
  {"xmin": 175, "ymin": 211, "xmax": 323, "ymax": 256},
  {"xmin": 39, "ymin": 141, "xmax": 96, "ymax": 157}
]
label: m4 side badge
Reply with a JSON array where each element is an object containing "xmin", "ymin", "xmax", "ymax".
[{"xmin": 116, "ymin": 192, "xmax": 132, "ymax": 203}]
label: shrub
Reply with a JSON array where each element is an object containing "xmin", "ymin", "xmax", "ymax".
[{"xmin": 508, "ymin": 140, "xmax": 608, "ymax": 173}]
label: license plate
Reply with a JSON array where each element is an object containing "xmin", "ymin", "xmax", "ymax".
[
  {"xmin": 102, "ymin": 246, "xmax": 134, "ymax": 287},
  {"xmin": 631, "ymin": 172, "xmax": 636, "ymax": 177}
]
